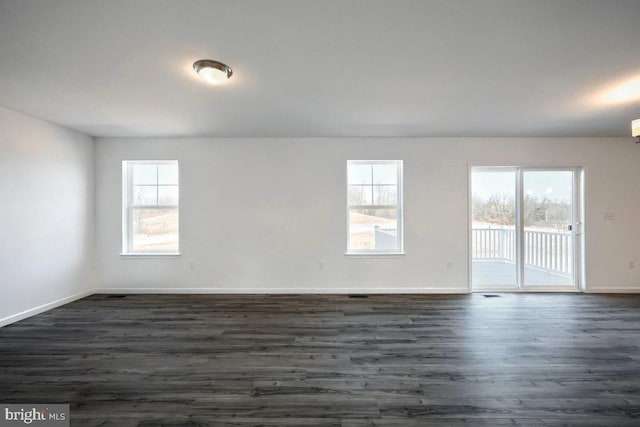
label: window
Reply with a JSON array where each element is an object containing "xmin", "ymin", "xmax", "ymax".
[
  {"xmin": 122, "ymin": 161, "xmax": 179, "ymax": 254},
  {"xmin": 347, "ymin": 160, "xmax": 403, "ymax": 254}
]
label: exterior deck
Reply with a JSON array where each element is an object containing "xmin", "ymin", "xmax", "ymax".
[{"xmin": 473, "ymin": 260, "xmax": 573, "ymax": 287}]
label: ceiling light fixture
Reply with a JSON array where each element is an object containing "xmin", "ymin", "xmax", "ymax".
[
  {"xmin": 193, "ymin": 59, "xmax": 232, "ymax": 84},
  {"xmin": 632, "ymin": 119, "xmax": 640, "ymax": 143}
]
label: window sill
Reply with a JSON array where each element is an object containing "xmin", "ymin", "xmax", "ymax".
[
  {"xmin": 345, "ymin": 252, "xmax": 406, "ymax": 258},
  {"xmin": 120, "ymin": 253, "xmax": 181, "ymax": 258}
]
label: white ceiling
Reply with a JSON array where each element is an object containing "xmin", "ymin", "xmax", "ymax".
[{"xmin": 1, "ymin": 0, "xmax": 640, "ymax": 138}]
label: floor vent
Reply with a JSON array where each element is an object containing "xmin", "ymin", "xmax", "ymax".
[
  {"xmin": 106, "ymin": 295, "xmax": 127, "ymax": 299},
  {"xmin": 483, "ymin": 294, "xmax": 502, "ymax": 298},
  {"xmin": 348, "ymin": 295, "xmax": 369, "ymax": 299}
]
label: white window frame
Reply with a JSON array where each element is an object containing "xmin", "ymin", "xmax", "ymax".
[
  {"xmin": 121, "ymin": 160, "xmax": 180, "ymax": 256},
  {"xmin": 346, "ymin": 160, "xmax": 404, "ymax": 255}
]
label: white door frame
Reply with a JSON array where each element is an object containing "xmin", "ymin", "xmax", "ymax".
[{"xmin": 469, "ymin": 166, "xmax": 583, "ymax": 293}]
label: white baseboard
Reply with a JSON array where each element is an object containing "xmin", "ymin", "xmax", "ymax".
[
  {"xmin": 95, "ymin": 286, "xmax": 471, "ymax": 294},
  {"xmin": 0, "ymin": 289, "xmax": 94, "ymax": 328},
  {"xmin": 586, "ymin": 287, "xmax": 640, "ymax": 293}
]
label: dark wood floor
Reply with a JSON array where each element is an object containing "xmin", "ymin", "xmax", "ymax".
[{"xmin": 2, "ymin": 294, "xmax": 640, "ymax": 426}]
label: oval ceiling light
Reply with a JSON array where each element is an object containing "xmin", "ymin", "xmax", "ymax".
[{"xmin": 193, "ymin": 59, "xmax": 232, "ymax": 84}]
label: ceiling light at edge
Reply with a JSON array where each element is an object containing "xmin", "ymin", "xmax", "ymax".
[
  {"xmin": 193, "ymin": 59, "xmax": 232, "ymax": 85},
  {"xmin": 632, "ymin": 119, "xmax": 640, "ymax": 143}
]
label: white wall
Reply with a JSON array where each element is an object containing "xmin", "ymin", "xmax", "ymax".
[
  {"xmin": 95, "ymin": 137, "xmax": 640, "ymax": 293},
  {"xmin": 0, "ymin": 106, "xmax": 95, "ymax": 325}
]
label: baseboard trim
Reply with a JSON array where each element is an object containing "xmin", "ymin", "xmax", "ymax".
[
  {"xmin": 0, "ymin": 289, "xmax": 94, "ymax": 328},
  {"xmin": 586, "ymin": 287, "xmax": 640, "ymax": 293},
  {"xmin": 95, "ymin": 287, "xmax": 471, "ymax": 295}
]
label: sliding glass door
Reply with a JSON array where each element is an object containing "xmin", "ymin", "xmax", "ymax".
[
  {"xmin": 522, "ymin": 170, "xmax": 575, "ymax": 287},
  {"xmin": 471, "ymin": 167, "xmax": 581, "ymax": 291},
  {"xmin": 471, "ymin": 169, "xmax": 518, "ymax": 288}
]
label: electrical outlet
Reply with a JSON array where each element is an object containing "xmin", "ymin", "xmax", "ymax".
[
  {"xmin": 319, "ymin": 262, "xmax": 324, "ymax": 271},
  {"xmin": 630, "ymin": 261, "xmax": 635, "ymax": 269},
  {"xmin": 447, "ymin": 261, "xmax": 453, "ymax": 270},
  {"xmin": 189, "ymin": 261, "xmax": 195, "ymax": 270}
]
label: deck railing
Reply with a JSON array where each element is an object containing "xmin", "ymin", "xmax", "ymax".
[{"xmin": 472, "ymin": 228, "xmax": 572, "ymax": 276}]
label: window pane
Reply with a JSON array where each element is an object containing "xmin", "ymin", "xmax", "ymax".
[
  {"xmin": 373, "ymin": 164, "xmax": 397, "ymax": 184},
  {"xmin": 373, "ymin": 185, "xmax": 397, "ymax": 205},
  {"xmin": 132, "ymin": 164, "xmax": 157, "ymax": 185},
  {"xmin": 132, "ymin": 208, "xmax": 179, "ymax": 252},
  {"xmin": 133, "ymin": 185, "xmax": 157, "ymax": 205},
  {"xmin": 348, "ymin": 185, "xmax": 373, "ymax": 205},
  {"xmin": 348, "ymin": 164, "xmax": 372, "ymax": 185},
  {"xmin": 349, "ymin": 208, "xmax": 398, "ymax": 250},
  {"xmin": 158, "ymin": 186, "xmax": 179, "ymax": 205},
  {"xmin": 158, "ymin": 164, "xmax": 179, "ymax": 185},
  {"xmin": 471, "ymin": 170, "xmax": 517, "ymax": 287}
]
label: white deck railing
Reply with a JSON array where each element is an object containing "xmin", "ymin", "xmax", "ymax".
[{"xmin": 472, "ymin": 228, "xmax": 572, "ymax": 276}]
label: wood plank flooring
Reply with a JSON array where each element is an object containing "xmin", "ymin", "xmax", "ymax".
[{"xmin": 1, "ymin": 293, "xmax": 640, "ymax": 426}]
